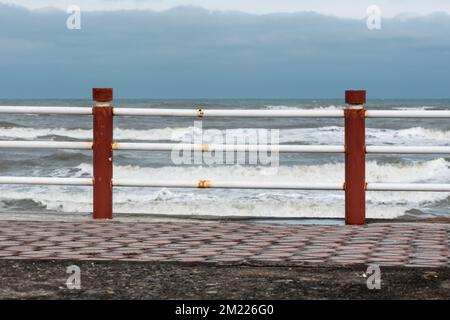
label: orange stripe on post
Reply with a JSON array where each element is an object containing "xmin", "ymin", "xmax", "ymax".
[
  {"xmin": 344, "ymin": 90, "xmax": 366, "ymax": 225},
  {"xmin": 93, "ymin": 88, "xmax": 113, "ymax": 219}
]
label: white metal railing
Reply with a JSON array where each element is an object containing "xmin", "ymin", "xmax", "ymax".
[
  {"xmin": 1, "ymin": 141, "xmax": 450, "ymax": 154},
  {"xmin": 1, "ymin": 88, "xmax": 449, "ymax": 223},
  {"xmin": 112, "ymin": 179, "xmax": 344, "ymax": 190},
  {"xmin": 365, "ymin": 110, "xmax": 450, "ymax": 118},
  {"xmin": 0, "ymin": 175, "xmax": 342, "ymax": 190},
  {"xmin": 111, "ymin": 143, "xmax": 345, "ymax": 153},
  {"xmin": 2, "ymin": 106, "xmax": 450, "ymax": 118},
  {"xmin": 113, "ymin": 108, "xmax": 344, "ymax": 118},
  {"xmin": 2, "ymin": 142, "xmax": 450, "ymax": 155},
  {"xmin": 0, "ymin": 106, "xmax": 91, "ymax": 115},
  {"xmin": 0, "ymin": 141, "xmax": 92, "ymax": 149},
  {"xmin": 0, "ymin": 177, "xmax": 92, "ymax": 185},
  {"xmin": 366, "ymin": 146, "xmax": 450, "ymax": 154},
  {"xmin": 1, "ymin": 177, "xmax": 449, "ymax": 192},
  {"xmin": 367, "ymin": 183, "xmax": 450, "ymax": 192}
]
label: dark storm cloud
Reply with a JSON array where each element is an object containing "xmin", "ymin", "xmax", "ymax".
[{"xmin": 0, "ymin": 4, "xmax": 449, "ymax": 98}]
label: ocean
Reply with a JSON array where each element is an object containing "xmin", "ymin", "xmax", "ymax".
[{"xmin": 0, "ymin": 99, "xmax": 449, "ymax": 219}]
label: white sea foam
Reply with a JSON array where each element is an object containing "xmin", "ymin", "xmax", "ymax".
[
  {"xmin": 0, "ymin": 159, "xmax": 448, "ymax": 218},
  {"xmin": 1, "ymin": 125, "xmax": 449, "ymax": 146},
  {"xmin": 0, "ymin": 127, "xmax": 189, "ymax": 141},
  {"xmin": 1, "ymin": 104, "xmax": 449, "ymax": 218},
  {"xmin": 70, "ymin": 158, "xmax": 449, "ymax": 183}
]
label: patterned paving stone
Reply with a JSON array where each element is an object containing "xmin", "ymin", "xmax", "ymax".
[
  {"xmin": 56, "ymin": 241, "xmax": 84, "ymax": 246},
  {"xmin": 52, "ymin": 254, "xmax": 90, "ymax": 260},
  {"xmin": 96, "ymin": 253, "xmax": 128, "ymax": 259},
  {"xmin": 206, "ymin": 257, "xmax": 244, "ymax": 262},
  {"xmin": 302, "ymin": 247, "xmax": 336, "ymax": 253},
  {"xmin": 0, "ymin": 241, "xmax": 23, "ymax": 246},
  {"xmin": 290, "ymin": 258, "xmax": 328, "ymax": 264},
  {"xmin": 3, "ymin": 246, "xmax": 37, "ymax": 252},
  {"xmin": 19, "ymin": 252, "xmax": 54, "ymax": 258},
  {"xmin": 294, "ymin": 253, "xmax": 332, "ymax": 259},
  {"xmin": 334, "ymin": 254, "xmax": 368, "ymax": 260},
  {"xmin": 172, "ymin": 257, "xmax": 208, "ymax": 262},
  {"xmin": 0, "ymin": 251, "xmax": 17, "ymax": 257},
  {"xmin": 368, "ymin": 257, "xmax": 408, "ymax": 264},
  {"xmin": 0, "ymin": 221, "xmax": 448, "ymax": 267}
]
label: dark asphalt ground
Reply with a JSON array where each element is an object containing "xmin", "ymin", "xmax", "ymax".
[{"xmin": 0, "ymin": 259, "xmax": 449, "ymax": 299}]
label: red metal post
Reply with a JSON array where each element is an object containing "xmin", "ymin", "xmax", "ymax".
[
  {"xmin": 92, "ymin": 88, "xmax": 113, "ymax": 219},
  {"xmin": 344, "ymin": 90, "xmax": 366, "ymax": 225}
]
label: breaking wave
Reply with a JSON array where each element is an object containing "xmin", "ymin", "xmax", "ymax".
[
  {"xmin": 1, "ymin": 126, "xmax": 449, "ymax": 146},
  {"xmin": 0, "ymin": 159, "xmax": 448, "ymax": 219}
]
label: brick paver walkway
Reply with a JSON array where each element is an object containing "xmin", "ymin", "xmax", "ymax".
[{"xmin": 0, "ymin": 220, "xmax": 449, "ymax": 268}]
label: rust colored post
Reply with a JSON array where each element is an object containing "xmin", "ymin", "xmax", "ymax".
[
  {"xmin": 92, "ymin": 88, "xmax": 113, "ymax": 219},
  {"xmin": 344, "ymin": 90, "xmax": 366, "ymax": 225}
]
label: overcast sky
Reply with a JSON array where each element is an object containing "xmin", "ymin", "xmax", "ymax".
[
  {"xmin": 1, "ymin": 2, "xmax": 450, "ymax": 99},
  {"xmin": 2, "ymin": 0, "xmax": 450, "ymax": 18}
]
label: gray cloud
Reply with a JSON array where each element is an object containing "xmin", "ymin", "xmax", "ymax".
[
  {"xmin": 0, "ymin": 4, "xmax": 449, "ymax": 98},
  {"xmin": 3, "ymin": 0, "xmax": 450, "ymax": 18}
]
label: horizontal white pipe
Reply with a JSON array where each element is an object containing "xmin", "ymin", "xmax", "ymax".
[
  {"xmin": 113, "ymin": 143, "xmax": 345, "ymax": 153},
  {"xmin": 2, "ymin": 106, "xmax": 449, "ymax": 119},
  {"xmin": 0, "ymin": 141, "xmax": 92, "ymax": 149},
  {"xmin": 113, "ymin": 179, "xmax": 344, "ymax": 190},
  {"xmin": 0, "ymin": 177, "xmax": 93, "ymax": 186},
  {"xmin": 3, "ymin": 106, "xmax": 449, "ymax": 119},
  {"xmin": 366, "ymin": 146, "xmax": 450, "ymax": 154},
  {"xmin": 366, "ymin": 110, "xmax": 450, "ymax": 118},
  {"xmin": 0, "ymin": 106, "xmax": 92, "ymax": 115},
  {"xmin": 367, "ymin": 183, "xmax": 450, "ymax": 192},
  {"xmin": 1, "ymin": 176, "xmax": 448, "ymax": 192},
  {"xmin": 113, "ymin": 108, "xmax": 344, "ymax": 118}
]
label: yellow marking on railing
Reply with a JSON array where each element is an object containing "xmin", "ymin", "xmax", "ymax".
[{"xmin": 197, "ymin": 180, "xmax": 212, "ymax": 188}]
